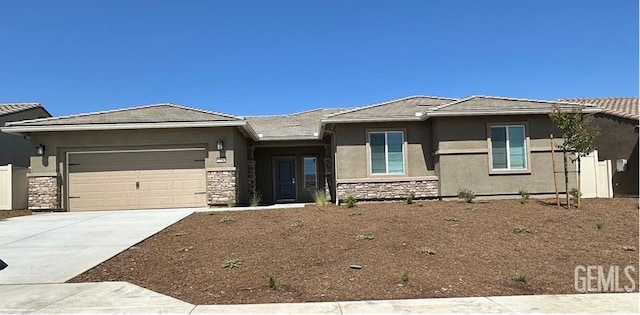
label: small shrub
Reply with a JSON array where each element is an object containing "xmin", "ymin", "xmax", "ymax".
[
  {"xmin": 444, "ymin": 216, "xmax": 460, "ymax": 222},
  {"xmin": 405, "ymin": 192, "xmax": 415, "ymax": 205},
  {"xmin": 458, "ymin": 189, "xmax": 476, "ymax": 203},
  {"xmin": 355, "ymin": 232, "xmax": 375, "ymax": 240},
  {"xmin": 267, "ymin": 274, "xmax": 277, "ymax": 290},
  {"xmin": 349, "ymin": 211, "xmax": 362, "ymax": 216},
  {"xmin": 401, "ymin": 270, "xmax": 410, "ymax": 283},
  {"xmin": 344, "ymin": 196, "xmax": 357, "ymax": 208},
  {"xmin": 512, "ymin": 226, "xmax": 533, "ymax": 233},
  {"xmin": 292, "ymin": 220, "xmax": 304, "ymax": 227},
  {"xmin": 519, "ymin": 189, "xmax": 530, "ymax": 204},
  {"xmin": 513, "ymin": 274, "xmax": 528, "ymax": 283},
  {"xmin": 465, "ymin": 205, "xmax": 477, "ymax": 212},
  {"xmin": 226, "ymin": 195, "xmax": 236, "ymax": 208},
  {"xmin": 312, "ymin": 189, "xmax": 328, "ymax": 207},
  {"xmin": 420, "ymin": 248, "xmax": 436, "ymax": 255},
  {"xmin": 569, "ymin": 188, "xmax": 582, "ymax": 205},
  {"xmin": 219, "ymin": 216, "xmax": 234, "ymax": 223},
  {"xmin": 249, "ymin": 191, "xmax": 262, "ymax": 207},
  {"xmin": 595, "ymin": 222, "xmax": 603, "ymax": 230},
  {"xmin": 207, "ymin": 211, "xmax": 216, "ymax": 216},
  {"xmin": 222, "ymin": 258, "xmax": 243, "ymax": 269}
]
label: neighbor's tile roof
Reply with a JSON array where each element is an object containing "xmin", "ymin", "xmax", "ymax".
[
  {"xmin": 0, "ymin": 103, "xmax": 43, "ymax": 116},
  {"xmin": 558, "ymin": 97, "xmax": 639, "ymax": 120},
  {"xmin": 428, "ymin": 95, "xmax": 601, "ymax": 115},
  {"xmin": 323, "ymin": 96, "xmax": 457, "ymax": 121},
  {"xmin": 247, "ymin": 108, "xmax": 347, "ymax": 140},
  {"xmin": 7, "ymin": 103, "xmax": 241, "ymax": 126}
]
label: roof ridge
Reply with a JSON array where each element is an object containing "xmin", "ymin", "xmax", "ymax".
[
  {"xmin": 430, "ymin": 95, "xmax": 599, "ymax": 112},
  {"xmin": 8, "ymin": 103, "xmax": 240, "ymax": 126},
  {"xmin": 0, "ymin": 102, "xmax": 41, "ymax": 106},
  {"xmin": 246, "ymin": 107, "xmax": 349, "ymax": 118},
  {"xmin": 326, "ymin": 95, "xmax": 457, "ymax": 118}
]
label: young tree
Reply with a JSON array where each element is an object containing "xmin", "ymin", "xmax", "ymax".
[{"xmin": 549, "ymin": 106, "xmax": 599, "ymax": 208}]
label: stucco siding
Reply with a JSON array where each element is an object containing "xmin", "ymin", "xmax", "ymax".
[
  {"xmin": 591, "ymin": 114, "xmax": 638, "ymax": 197},
  {"xmin": 28, "ymin": 127, "xmax": 241, "ymax": 210},
  {"xmin": 433, "ymin": 115, "xmax": 576, "ymax": 197},
  {"xmin": 233, "ymin": 128, "xmax": 249, "ymax": 204},
  {"xmin": 334, "ymin": 121, "xmax": 435, "ymax": 180},
  {"xmin": 0, "ymin": 108, "xmax": 50, "ymax": 167}
]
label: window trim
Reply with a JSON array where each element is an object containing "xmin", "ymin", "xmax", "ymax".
[
  {"xmin": 487, "ymin": 123, "xmax": 531, "ymax": 175},
  {"xmin": 302, "ymin": 155, "xmax": 318, "ymax": 190},
  {"xmin": 366, "ymin": 129, "xmax": 407, "ymax": 176}
]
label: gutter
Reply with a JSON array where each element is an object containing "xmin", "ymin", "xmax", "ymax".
[
  {"xmin": 423, "ymin": 108, "xmax": 602, "ymax": 117},
  {"xmin": 1, "ymin": 120, "xmax": 261, "ymax": 141}
]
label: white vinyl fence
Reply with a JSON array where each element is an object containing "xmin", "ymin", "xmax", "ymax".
[
  {"xmin": 0, "ymin": 164, "xmax": 28, "ymax": 210},
  {"xmin": 579, "ymin": 150, "xmax": 613, "ymax": 198}
]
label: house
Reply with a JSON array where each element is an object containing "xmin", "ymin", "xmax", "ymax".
[
  {"xmin": 0, "ymin": 96, "xmax": 600, "ymax": 211},
  {"xmin": 560, "ymin": 97, "xmax": 638, "ymax": 197},
  {"xmin": 0, "ymin": 103, "xmax": 51, "ymax": 167}
]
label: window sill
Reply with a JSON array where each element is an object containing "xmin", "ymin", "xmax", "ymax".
[{"xmin": 489, "ymin": 169, "xmax": 531, "ymax": 175}]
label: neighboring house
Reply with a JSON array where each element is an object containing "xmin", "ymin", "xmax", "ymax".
[
  {"xmin": 560, "ymin": 97, "xmax": 639, "ymax": 197},
  {"xmin": 0, "ymin": 103, "xmax": 51, "ymax": 167},
  {"xmin": 0, "ymin": 96, "xmax": 600, "ymax": 212}
]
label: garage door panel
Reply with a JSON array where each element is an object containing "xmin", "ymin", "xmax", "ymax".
[{"xmin": 68, "ymin": 149, "xmax": 206, "ymax": 211}]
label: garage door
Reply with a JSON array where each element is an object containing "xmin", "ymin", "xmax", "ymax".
[{"xmin": 68, "ymin": 149, "xmax": 206, "ymax": 211}]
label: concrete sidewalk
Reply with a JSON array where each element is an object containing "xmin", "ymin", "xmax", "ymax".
[
  {"xmin": 1, "ymin": 282, "xmax": 637, "ymax": 314},
  {"xmin": 0, "ymin": 208, "xmax": 194, "ymax": 284}
]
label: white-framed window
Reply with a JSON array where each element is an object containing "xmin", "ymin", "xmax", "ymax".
[
  {"xmin": 369, "ymin": 131, "xmax": 404, "ymax": 174},
  {"xmin": 303, "ymin": 156, "xmax": 317, "ymax": 189},
  {"xmin": 489, "ymin": 125, "xmax": 527, "ymax": 170}
]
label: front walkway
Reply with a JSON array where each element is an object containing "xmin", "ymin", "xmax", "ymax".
[{"xmin": 0, "ymin": 282, "xmax": 637, "ymax": 314}]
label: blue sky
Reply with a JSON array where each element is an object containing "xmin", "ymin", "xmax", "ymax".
[{"xmin": 1, "ymin": 0, "xmax": 638, "ymax": 116}]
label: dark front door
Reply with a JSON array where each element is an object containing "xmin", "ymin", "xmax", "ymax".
[{"xmin": 274, "ymin": 157, "xmax": 296, "ymax": 201}]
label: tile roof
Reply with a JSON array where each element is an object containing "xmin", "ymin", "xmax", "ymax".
[
  {"xmin": 427, "ymin": 95, "xmax": 601, "ymax": 116},
  {"xmin": 247, "ymin": 108, "xmax": 347, "ymax": 140},
  {"xmin": 0, "ymin": 103, "xmax": 43, "ymax": 116},
  {"xmin": 558, "ymin": 97, "xmax": 639, "ymax": 120},
  {"xmin": 7, "ymin": 103, "xmax": 241, "ymax": 126},
  {"xmin": 323, "ymin": 96, "xmax": 457, "ymax": 121}
]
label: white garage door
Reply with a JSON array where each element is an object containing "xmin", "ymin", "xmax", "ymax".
[{"xmin": 68, "ymin": 149, "xmax": 206, "ymax": 211}]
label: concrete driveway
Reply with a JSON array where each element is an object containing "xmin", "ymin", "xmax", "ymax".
[{"xmin": 0, "ymin": 208, "xmax": 195, "ymax": 284}]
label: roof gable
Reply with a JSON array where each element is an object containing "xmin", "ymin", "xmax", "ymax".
[
  {"xmin": 8, "ymin": 103, "xmax": 241, "ymax": 127},
  {"xmin": 559, "ymin": 97, "xmax": 639, "ymax": 120},
  {"xmin": 0, "ymin": 103, "xmax": 44, "ymax": 116}
]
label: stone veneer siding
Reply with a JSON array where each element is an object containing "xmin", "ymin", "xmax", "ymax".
[
  {"xmin": 28, "ymin": 175, "xmax": 61, "ymax": 210},
  {"xmin": 336, "ymin": 179, "xmax": 438, "ymax": 201},
  {"xmin": 207, "ymin": 169, "xmax": 238, "ymax": 206}
]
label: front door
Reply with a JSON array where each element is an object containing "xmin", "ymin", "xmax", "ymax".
[{"xmin": 274, "ymin": 157, "xmax": 296, "ymax": 201}]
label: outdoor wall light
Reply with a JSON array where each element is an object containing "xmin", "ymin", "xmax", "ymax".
[
  {"xmin": 36, "ymin": 144, "xmax": 45, "ymax": 155},
  {"xmin": 216, "ymin": 139, "xmax": 224, "ymax": 151}
]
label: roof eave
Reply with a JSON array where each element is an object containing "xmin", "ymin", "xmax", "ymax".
[
  {"xmin": 320, "ymin": 117, "xmax": 423, "ymax": 124},
  {"xmin": 426, "ymin": 108, "xmax": 602, "ymax": 117},
  {"xmin": 1, "ymin": 121, "xmax": 260, "ymax": 140}
]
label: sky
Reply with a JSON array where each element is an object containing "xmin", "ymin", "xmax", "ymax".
[{"xmin": 1, "ymin": 0, "xmax": 638, "ymax": 117}]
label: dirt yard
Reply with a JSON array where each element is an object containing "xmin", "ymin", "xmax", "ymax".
[
  {"xmin": 71, "ymin": 199, "xmax": 639, "ymax": 304},
  {"xmin": 0, "ymin": 210, "xmax": 31, "ymax": 220}
]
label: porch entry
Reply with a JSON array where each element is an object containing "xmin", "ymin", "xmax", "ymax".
[{"xmin": 274, "ymin": 157, "xmax": 296, "ymax": 201}]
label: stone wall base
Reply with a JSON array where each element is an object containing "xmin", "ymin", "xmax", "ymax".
[
  {"xmin": 207, "ymin": 169, "xmax": 238, "ymax": 206},
  {"xmin": 28, "ymin": 175, "xmax": 61, "ymax": 210},
  {"xmin": 336, "ymin": 180, "xmax": 438, "ymax": 201}
]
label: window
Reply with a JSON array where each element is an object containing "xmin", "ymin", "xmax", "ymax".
[
  {"xmin": 369, "ymin": 131, "xmax": 404, "ymax": 174},
  {"xmin": 490, "ymin": 125, "xmax": 527, "ymax": 170},
  {"xmin": 303, "ymin": 157, "xmax": 317, "ymax": 189}
]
